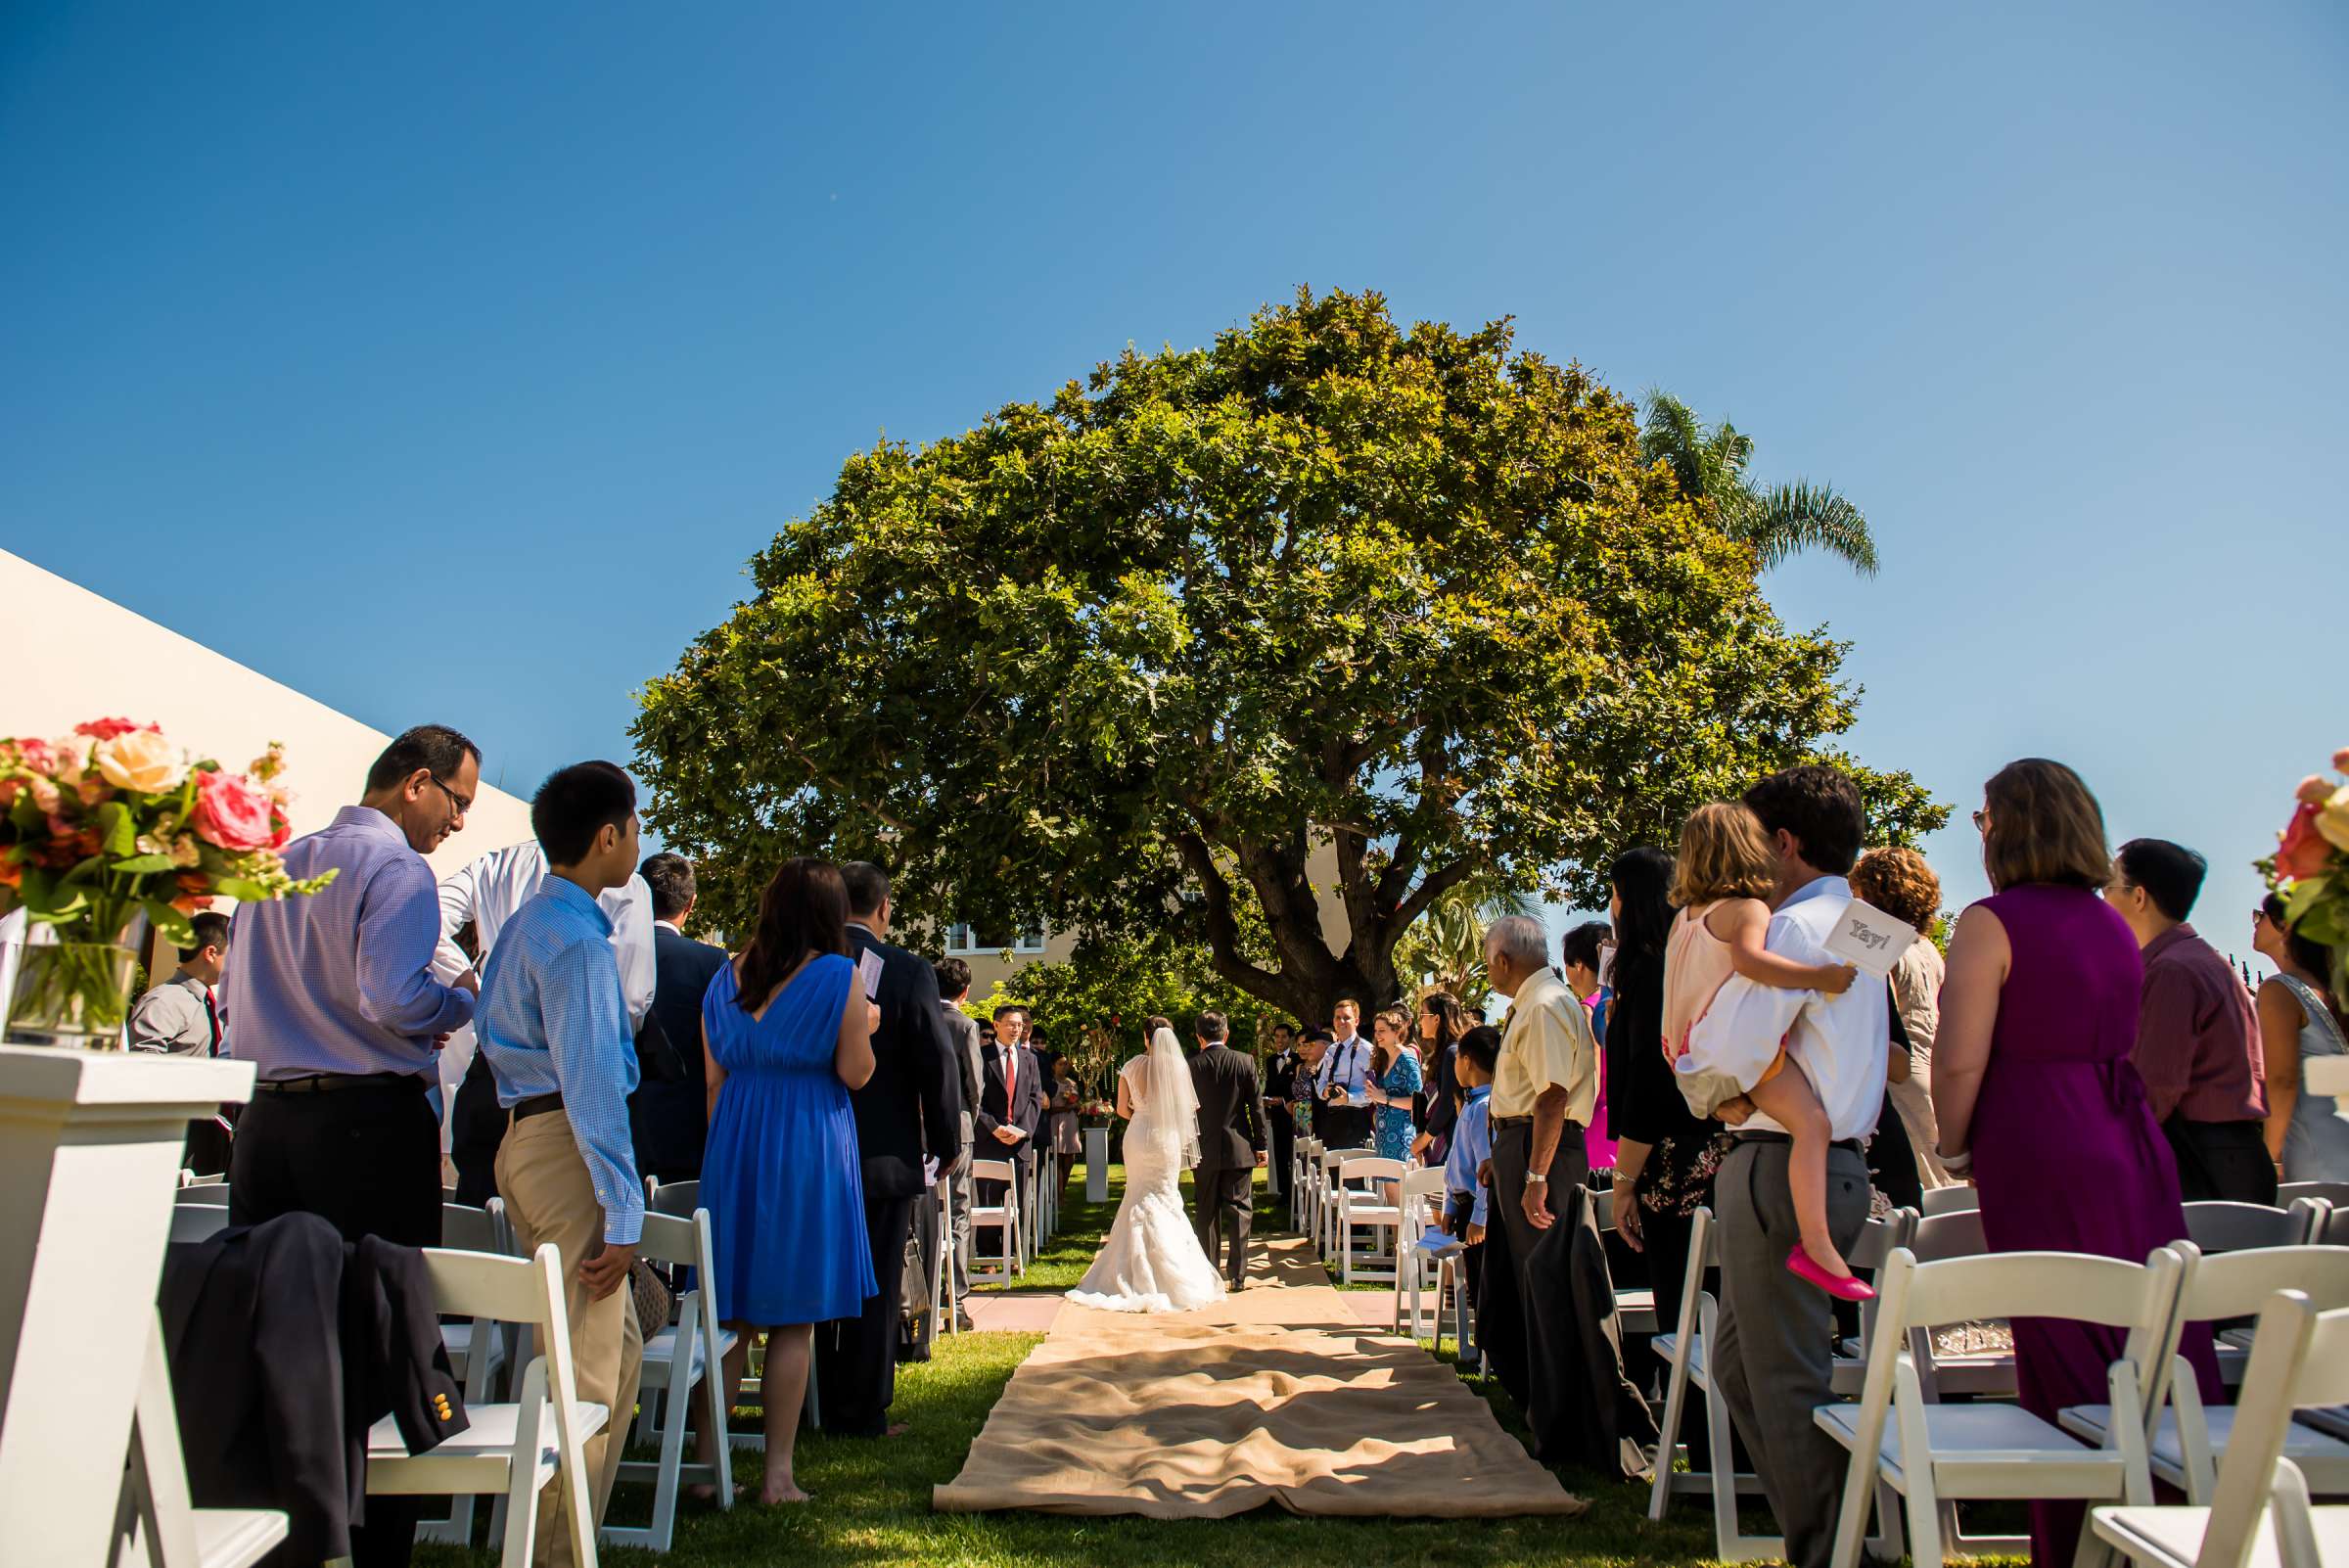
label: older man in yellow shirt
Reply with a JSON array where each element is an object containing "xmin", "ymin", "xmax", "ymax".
[{"xmin": 1486, "ymin": 913, "xmax": 1597, "ymax": 1247}]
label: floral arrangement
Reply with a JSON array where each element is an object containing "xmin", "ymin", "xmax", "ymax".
[
  {"xmin": 2262, "ymin": 745, "xmax": 2349, "ymax": 997},
  {"xmin": 1, "ymin": 718, "xmax": 338, "ymax": 1038}
]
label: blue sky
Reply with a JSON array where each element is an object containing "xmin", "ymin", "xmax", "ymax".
[{"xmin": 5, "ymin": 4, "xmax": 2343, "ymax": 970}]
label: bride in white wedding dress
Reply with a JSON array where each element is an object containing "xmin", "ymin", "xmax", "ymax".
[{"xmin": 1065, "ymin": 1025, "xmax": 1228, "ymax": 1313}]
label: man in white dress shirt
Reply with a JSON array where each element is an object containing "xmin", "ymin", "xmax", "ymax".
[
  {"xmin": 1313, "ymin": 999, "xmax": 1376, "ymax": 1149},
  {"xmin": 1684, "ymin": 766, "xmax": 1887, "ymax": 1568},
  {"xmin": 436, "ymin": 837, "xmax": 656, "ymax": 1203}
]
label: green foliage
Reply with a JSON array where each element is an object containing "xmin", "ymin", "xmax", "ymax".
[
  {"xmin": 635, "ymin": 288, "xmax": 1940, "ymax": 1024},
  {"xmin": 1640, "ymin": 392, "xmax": 1880, "ymax": 575},
  {"xmin": 977, "ymin": 932, "xmax": 1276, "ymax": 1087}
]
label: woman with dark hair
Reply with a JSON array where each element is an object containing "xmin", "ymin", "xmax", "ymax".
[
  {"xmin": 699, "ymin": 856, "xmax": 878, "ymax": 1504},
  {"xmin": 1933, "ymin": 760, "xmax": 2215, "ymax": 1568},
  {"xmin": 1601, "ymin": 847, "xmax": 1726, "ymax": 1372},
  {"xmin": 1412, "ymin": 991, "xmax": 1469, "ymax": 1165},
  {"xmin": 2254, "ymin": 893, "xmax": 2349, "ymax": 1180}
]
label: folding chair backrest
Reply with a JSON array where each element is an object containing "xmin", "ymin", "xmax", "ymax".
[
  {"xmin": 2185, "ymin": 1201, "xmax": 2314, "ymax": 1254},
  {"xmin": 440, "ymin": 1202, "xmax": 504, "ymax": 1255},
  {"xmin": 2316, "ymin": 1200, "xmax": 2347, "ymax": 1248},
  {"xmin": 169, "ymin": 1204, "xmax": 230, "ymax": 1244},
  {"xmin": 1321, "ymin": 1146, "xmax": 1365, "ymax": 1173},
  {"xmin": 2179, "ymin": 1243, "xmax": 2349, "ymax": 1322},
  {"xmin": 1920, "ymin": 1183, "xmax": 1979, "ymax": 1218},
  {"xmin": 184, "ymin": 1172, "xmax": 227, "ymax": 1188},
  {"xmin": 1850, "ymin": 1208, "xmax": 1915, "ymax": 1268},
  {"xmin": 1336, "ymin": 1155, "xmax": 1405, "ymax": 1183},
  {"xmin": 2277, "ymin": 1180, "xmax": 2349, "ymax": 1210},
  {"xmin": 2200, "ymin": 1295, "xmax": 2349, "ymax": 1568},
  {"xmin": 971, "ymin": 1158, "xmax": 1016, "ymax": 1186},
  {"xmin": 1669, "ymin": 1207, "xmax": 1716, "ymax": 1343},
  {"xmin": 648, "ymin": 1179, "xmax": 702, "ymax": 1220},
  {"xmin": 1908, "ymin": 1206, "xmax": 1989, "ymax": 1263},
  {"xmin": 419, "ymin": 1242, "xmax": 565, "ymax": 1327},
  {"xmin": 634, "ymin": 1209, "xmax": 701, "ymax": 1270},
  {"xmin": 174, "ymin": 1184, "xmax": 232, "ymax": 1208},
  {"xmin": 1899, "ymin": 1247, "xmax": 2179, "ymax": 1340}
]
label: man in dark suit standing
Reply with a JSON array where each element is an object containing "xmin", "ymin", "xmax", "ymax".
[
  {"xmin": 1187, "ymin": 1010, "xmax": 1267, "ymax": 1291},
  {"xmin": 977, "ymin": 1003, "xmax": 1046, "ymax": 1231},
  {"xmin": 1261, "ymin": 1022, "xmax": 1300, "ymax": 1202},
  {"xmin": 818, "ymin": 862, "xmax": 961, "ymax": 1439},
  {"xmin": 629, "ymin": 853, "xmax": 729, "ymax": 1183}
]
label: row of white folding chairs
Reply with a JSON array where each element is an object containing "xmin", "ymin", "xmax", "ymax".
[
  {"xmin": 1919, "ymin": 1180, "xmax": 2349, "ymax": 1222},
  {"xmin": 1820, "ymin": 1230, "xmax": 2349, "ymax": 1568}
]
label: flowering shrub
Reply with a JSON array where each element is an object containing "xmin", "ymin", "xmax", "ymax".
[
  {"xmin": 1, "ymin": 720, "xmax": 337, "ymax": 952},
  {"xmin": 2261, "ymin": 746, "xmax": 2349, "ymax": 997}
]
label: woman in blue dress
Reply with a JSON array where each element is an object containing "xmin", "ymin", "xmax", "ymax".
[
  {"xmin": 699, "ymin": 857, "xmax": 877, "ymax": 1505},
  {"xmin": 1365, "ymin": 1004, "xmax": 1425, "ymax": 1162}
]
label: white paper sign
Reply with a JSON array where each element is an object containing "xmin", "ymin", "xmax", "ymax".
[
  {"xmin": 1824, "ymin": 898, "xmax": 1919, "ymax": 980},
  {"xmin": 857, "ymin": 947, "xmax": 886, "ymax": 1001},
  {"xmin": 1596, "ymin": 941, "xmax": 1618, "ymax": 989}
]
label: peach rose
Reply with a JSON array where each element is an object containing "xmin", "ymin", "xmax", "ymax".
[
  {"xmin": 2333, "ymin": 747, "xmax": 2349, "ymax": 772},
  {"xmin": 94, "ymin": 728, "xmax": 187, "ymax": 794},
  {"xmin": 2277, "ymin": 802, "xmax": 2334, "ymax": 881},
  {"xmin": 2319, "ymin": 784, "xmax": 2349, "ymax": 854},
  {"xmin": 191, "ymin": 768, "xmax": 277, "ymax": 852}
]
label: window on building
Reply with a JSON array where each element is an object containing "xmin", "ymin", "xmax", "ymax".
[{"xmin": 945, "ymin": 921, "xmax": 1046, "ymax": 955}]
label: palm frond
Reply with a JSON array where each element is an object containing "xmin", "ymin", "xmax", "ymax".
[{"xmin": 1742, "ymin": 482, "xmax": 1879, "ymax": 575}]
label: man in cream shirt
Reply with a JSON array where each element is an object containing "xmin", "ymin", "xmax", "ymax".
[{"xmin": 1683, "ymin": 766, "xmax": 1887, "ymax": 1568}]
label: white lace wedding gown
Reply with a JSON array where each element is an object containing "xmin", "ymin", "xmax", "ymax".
[{"xmin": 1065, "ymin": 1051, "xmax": 1227, "ymax": 1314}]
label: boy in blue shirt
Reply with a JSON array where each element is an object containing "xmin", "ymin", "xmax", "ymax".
[{"xmin": 1442, "ymin": 1025, "xmax": 1501, "ymax": 1372}]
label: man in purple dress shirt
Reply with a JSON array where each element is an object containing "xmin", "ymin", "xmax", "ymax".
[{"xmin": 2106, "ymin": 839, "xmax": 2274, "ymax": 1205}]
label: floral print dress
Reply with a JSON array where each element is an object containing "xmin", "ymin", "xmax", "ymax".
[{"xmin": 1373, "ymin": 1048, "xmax": 1423, "ymax": 1162}]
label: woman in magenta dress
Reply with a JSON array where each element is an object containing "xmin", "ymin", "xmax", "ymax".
[{"xmin": 1931, "ymin": 759, "xmax": 2219, "ymax": 1568}]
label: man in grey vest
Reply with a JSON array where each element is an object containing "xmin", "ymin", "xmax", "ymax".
[{"xmin": 933, "ymin": 957, "xmax": 986, "ymax": 1332}]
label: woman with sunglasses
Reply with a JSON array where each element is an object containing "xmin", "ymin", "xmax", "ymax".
[{"xmin": 2253, "ymin": 894, "xmax": 2349, "ymax": 1180}]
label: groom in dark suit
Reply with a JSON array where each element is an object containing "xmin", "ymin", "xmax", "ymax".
[
  {"xmin": 820, "ymin": 862, "xmax": 961, "ymax": 1440},
  {"xmin": 1187, "ymin": 1011, "xmax": 1267, "ymax": 1291}
]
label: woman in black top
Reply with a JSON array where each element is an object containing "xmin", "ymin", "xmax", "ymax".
[{"xmin": 1602, "ymin": 848, "xmax": 1729, "ymax": 1370}]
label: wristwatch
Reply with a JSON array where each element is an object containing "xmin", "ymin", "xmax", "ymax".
[{"xmin": 1525, "ymin": 1173, "xmax": 1548, "ymax": 1185}]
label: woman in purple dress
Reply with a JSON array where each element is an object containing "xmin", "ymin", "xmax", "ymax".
[{"xmin": 1931, "ymin": 759, "xmax": 2218, "ymax": 1568}]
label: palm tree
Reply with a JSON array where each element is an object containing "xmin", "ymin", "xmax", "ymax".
[
  {"xmin": 1396, "ymin": 877, "xmax": 1544, "ymax": 1010},
  {"xmin": 1640, "ymin": 392, "xmax": 1879, "ymax": 576}
]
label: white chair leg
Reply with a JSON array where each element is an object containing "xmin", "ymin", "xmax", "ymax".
[{"xmin": 1647, "ymin": 1342, "xmax": 1690, "ymax": 1521}]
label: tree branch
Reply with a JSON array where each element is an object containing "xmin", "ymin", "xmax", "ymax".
[
  {"xmin": 1174, "ymin": 831, "xmax": 1285, "ymax": 999},
  {"xmin": 1384, "ymin": 857, "xmax": 1479, "ymax": 947}
]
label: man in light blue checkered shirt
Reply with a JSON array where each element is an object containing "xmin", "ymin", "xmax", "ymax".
[{"xmin": 477, "ymin": 761, "xmax": 645, "ymax": 1567}]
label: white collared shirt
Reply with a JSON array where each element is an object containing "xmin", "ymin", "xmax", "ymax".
[
  {"xmin": 1685, "ymin": 875, "xmax": 1890, "ymax": 1140},
  {"xmin": 430, "ymin": 840, "xmax": 656, "ymax": 1030}
]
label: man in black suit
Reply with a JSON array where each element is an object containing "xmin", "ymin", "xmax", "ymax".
[
  {"xmin": 817, "ymin": 862, "xmax": 961, "ymax": 1439},
  {"xmin": 1261, "ymin": 1022, "xmax": 1300, "ymax": 1201},
  {"xmin": 977, "ymin": 1003, "xmax": 1046, "ymax": 1230},
  {"xmin": 628, "ymin": 853, "xmax": 729, "ymax": 1183},
  {"xmin": 1187, "ymin": 1010, "xmax": 1267, "ymax": 1291}
]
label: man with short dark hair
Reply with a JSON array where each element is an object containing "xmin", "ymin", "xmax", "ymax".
[
  {"xmin": 1685, "ymin": 764, "xmax": 1886, "ymax": 1568},
  {"xmin": 223, "ymin": 723, "xmax": 477, "ymax": 1568},
  {"xmin": 480, "ymin": 761, "xmax": 647, "ymax": 1567},
  {"xmin": 979, "ymin": 1002, "xmax": 1046, "ymax": 1251},
  {"xmin": 1314, "ymin": 999, "xmax": 1375, "ymax": 1148},
  {"xmin": 133, "ymin": 909, "xmax": 236, "ymax": 1172},
  {"xmin": 817, "ymin": 861, "xmax": 960, "ymax": 1438},
  {"xmin": 1188, "ymin": 1009, "xmax": 1267, "ymax": 1290},
  {"xmin": 2108, "ymin": 839, "xmax": 2272, "ymax": 1204},
  {"xmin": 933, "ymin": 955, "xmax": 984, "ymax": 1331},
  {"xmin": 630, "ymin": 852, "xmax": 727, "ymax": 1181},
  {"xmin": 1262, "ymin": 1022, "xmax": 1301, "ymax": 1200}
]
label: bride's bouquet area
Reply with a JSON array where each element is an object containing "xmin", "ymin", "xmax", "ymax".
[
  {"xmin": 2264, "ymin": 744, "xmax": 2349, "ymax": 1000},
  {"xmin": 0, "ymin": 719, "xmax": 338, "ymax": 1043}
]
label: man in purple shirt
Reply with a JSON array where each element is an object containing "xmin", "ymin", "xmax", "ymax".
[
  {"xmin": 2106, "ymin": 838, "xmax": 2274, "ymax": 1205},
  {"xmin": 226, "ymin": 724, "xmax": 481, "ymax": 1253}
]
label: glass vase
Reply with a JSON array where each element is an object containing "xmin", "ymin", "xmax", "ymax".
[{"xmin": 3, "ymin": 942, "xmax": 142, "ymax": 1048}]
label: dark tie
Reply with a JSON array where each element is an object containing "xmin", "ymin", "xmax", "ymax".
[{"xmin": 203, "ymin": 988, "xmax": 220, "ymax": 1057}]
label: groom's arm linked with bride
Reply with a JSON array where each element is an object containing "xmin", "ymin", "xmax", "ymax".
[{"xmin": 1188, "ymin": 1017, "xmax": 1268, "ymax": 1291}]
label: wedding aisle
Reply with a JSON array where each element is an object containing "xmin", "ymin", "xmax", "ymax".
[{"xmin": 934, "ymin": 1236, "xmax": 1589, "ymax": 1519}]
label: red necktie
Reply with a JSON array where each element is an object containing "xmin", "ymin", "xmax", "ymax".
[
  {"xmin": 204, "ymin": 989, "xmax": 220, "ymax": 1057},
  {"xmin": 1005, "ymin": 1044, "xmax": 1017, "ymax": 1104}
]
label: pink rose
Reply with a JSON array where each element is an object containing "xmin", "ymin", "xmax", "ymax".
[
  {"xmin": 15, "ymin": 737, "xmax": 61, "ymax": 774},
  {"xmin": 74, "ymin": 717, "xmax": 157, "ymax": 742},
  {"xmin": 2297, "ymin": 774, "xmax": 2334, "ymax": 807},
  {"xmin": 191, "ymin": 769, "xmax": 278, "ymax": 852},
  {"xmin": 2277, "ymin": 802, "xmax": 2334, "ymax": 881},
  {"xmin": 2334, "ymin": 747, "xmax": 2349, "ymax": 772}
]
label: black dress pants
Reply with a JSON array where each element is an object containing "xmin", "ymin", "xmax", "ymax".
[
  {"xmin": 228, "ymin": 1077, "xmax": 441, "ymax": 1568},
  {"xmin": 1267, "ymin": 1107, "xmax": 1295, "ymax": 1198},
  {"xmin": 1192, "ymin": 1166, "xmax": 1254, "ymax": 1286},
  {"xmin": 815, "ymin": 1190, "xmax": 916, "ymax": 1437},
  {"xmin": 2164, "ymin": 1116, "xmax": 2279, "ymax": 1206}
]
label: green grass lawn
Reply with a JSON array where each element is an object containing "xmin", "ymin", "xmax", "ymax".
[{"xmin": 414, "ymin": 1164, "xmax": 1743, "ymax": 1567}]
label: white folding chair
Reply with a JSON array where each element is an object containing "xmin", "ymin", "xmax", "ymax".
[
  {"xmin": 123, "ymin": 1313, "xmax": 288, "ymax": 1568},
  {"xmin": 607, "ymin": 1209, "xmax": 735, "ymax": 1551},
  {"xmin": 1896, "ymin": 1207, "xmax": 2019, "ymax": 1401},
  {"xmin": 1334, "ymin": 1155, "xmax": 1408, "ymax": 1283},
  {"xmin": 932, "ymin": 1181, "xmax": 954, "ymax": 1337},
  {"xmin": 174, "ymin": 1184, "xmax": 232, "ymax": 1209},
  {"xmin": 1315, "ymin": 1146, "xmax": 1371, "ymax": 1257},
  {"xmin": 2063, "ymin": 1244, "xmax": 2349, "ymax": 1505},
  {"xmin": 2277, "ymin": 1181, "xmax": 2349, "ymax": 1212},
  {"xmin": 414, "ymin": 1202, "xmax": 522, "ymax": 1548},
  {"xmin": 368, "ymin": 1244, "xmax": 606, "ymax": 1568},
  {"xmin": 2092, "ymin": 1292, "xmax": 2349, "ymax": 1568},
  {"xmin": 2186, "ymin": 1201, "xmax": 2326, "ymax": 1255},
  {"xmin": 1292, "ymin": 1136, "xmax": 1321, "ymax": 1231},
  {"xmin": 969, "ymin": 1158, "xmax": 1022, "ymax": 1285},
  {"xmin": 168, "ymin": 1204, "xmax": 232, "ymax": 1245},
  {"xmin": 645, "ymin": 1176, "xmax": 700, "ymax": 1217},
  {"xmin": 1391, "ymin": 1166, "xmax": 1453, "ymax": 1332},
  {"xmin": 1588, "ymin": 1186, "xmax": 1657, "ymax": 1335},
  {"xmin": 1920, "ymin": 1184, "xmax": 1980, "ymax": 1218},
  {"xmin": 1819, "ymin": 1246, "xmax": 2184, "ymax": 1568}
]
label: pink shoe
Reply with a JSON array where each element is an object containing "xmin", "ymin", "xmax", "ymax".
[{"xmin": 1785, "ymin": 1245, "xmax": 1875, "ymax": 1301}]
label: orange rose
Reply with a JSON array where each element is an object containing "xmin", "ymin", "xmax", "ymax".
[{"xmin": 2277, "ymin": 802, "xmax": 2334, "ymax": 881}]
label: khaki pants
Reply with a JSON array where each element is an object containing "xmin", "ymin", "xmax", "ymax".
[{"xmin": 495, "ymin": 1111, "xmax": 644, "ymax": 1568}]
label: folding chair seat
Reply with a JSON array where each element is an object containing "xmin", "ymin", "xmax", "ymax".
[{"xmin": 1334, "ymin": 1155, "xmax": 1407, "ymax": 1283}]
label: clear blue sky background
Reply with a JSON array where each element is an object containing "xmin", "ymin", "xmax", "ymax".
[{"xmin": 6, "ymin": 4, "xmax": 2343, "ymax": 971}]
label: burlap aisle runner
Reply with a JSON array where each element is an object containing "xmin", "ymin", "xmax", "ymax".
[{"xmin": 934, "ymin": 1237, "xmax": 1589, "ymax": 1518}]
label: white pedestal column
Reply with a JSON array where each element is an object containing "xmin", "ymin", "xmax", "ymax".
[
  {"xmin": 0, "ymin": 1046, "xmax": 254, "ymax": 1565},
  {"xmin": 1083, "ymin": 1125, "xmax": 1109, "ymax": 1204}
]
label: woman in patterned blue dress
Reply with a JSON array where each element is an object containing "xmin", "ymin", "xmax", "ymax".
[
  {"xmin": 700, "ymin": 857, "xmax": 877, "ymax": 1505},
  {"xmin": 1365, "ymin": 1004, "xmax": 1425, "ymax": 1162}
]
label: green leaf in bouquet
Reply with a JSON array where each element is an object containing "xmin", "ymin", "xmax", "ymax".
[
  {"xmin": 143, "ymin": 899, "xmax": 196, "ymax": 950},
  {"xmin": 2282, "ymin": 874, "xmax": 2333, "ymax": 926},
  {"xmin": 212, "ymin": 876, "xmax": 271, "ymax": 902},
  {"xmin": 95, "ymin": 801, "xmax": 135, "ymax": 858},
  {"xmin": 8, "ymin": 793, "xmax": 41, "ymax": 832},
  {"xmin": 111, "ymin": 853, "xmax": 177, "ymax": 874}
]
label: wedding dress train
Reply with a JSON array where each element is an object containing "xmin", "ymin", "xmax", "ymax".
[{"xmin": 1066, "ymin": 1031, "xmax": 1226, "ymax": 1314}]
